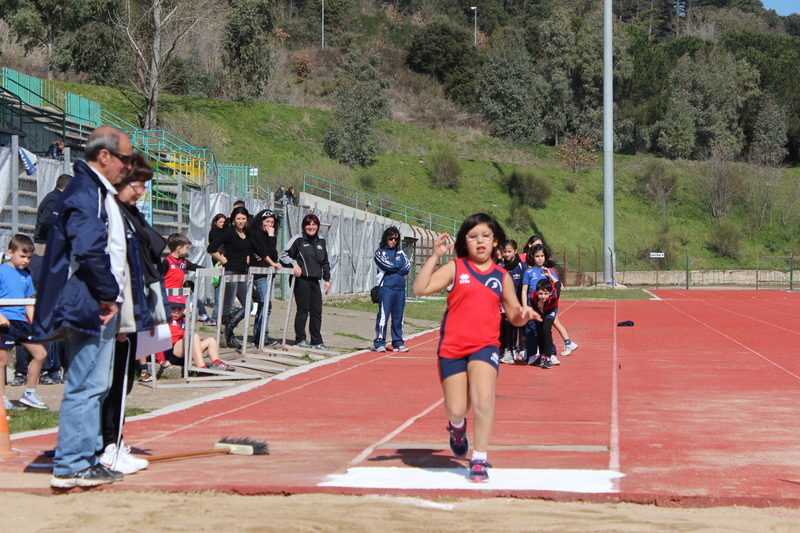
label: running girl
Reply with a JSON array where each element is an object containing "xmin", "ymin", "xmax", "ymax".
[{"xmin": 413, "ymin": 213, "xmax": 536, "ymax": 483}]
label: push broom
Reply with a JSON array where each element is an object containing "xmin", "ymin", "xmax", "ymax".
[{"xmin": 147, "ymin": 437, "xmax": 269, "ymax": 463}]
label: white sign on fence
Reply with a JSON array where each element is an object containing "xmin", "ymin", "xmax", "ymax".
[{"xmin": 650, "ymin": 253, "xmax": 665, "ymax": 258}]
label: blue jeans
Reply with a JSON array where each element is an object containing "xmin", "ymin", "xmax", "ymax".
[
  {"xmin": 53, "ymin": 316, "xmax": 118, "ymax": 476},
  {"xmin": 210, "ymin": 284, "xmax": 220, "ymax": 321},
  {"xmin": 253, "ymin": 276, "xmax": 272, "ymax": 342},
  {"xmin": 374, "ymin": 287, "xmax": 405, "ymax": 348}
]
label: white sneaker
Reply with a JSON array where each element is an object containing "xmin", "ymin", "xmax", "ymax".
[
  {"xmin": 100, "ymin": 443, "xmax": 148, "ymax": 475},
  {"xmin": 500, "ymin": 351, "xmax": 514, "ymax": 364},
  {"xmin": 561, "ymin": 342, "xmax": 579, "ymax": 356},
  {"xmin": 394, "ymin": 345, "xmax": 409, "ymax": 352},
  {"xmin": 19, "ymin": 391, "xmax": 49, "ymax": 410},
  {"xmin": 250, "ymin": 303, "xmax": 258, "ymax": 316},
  {"xmin": 514, "ymin": 350, "xmax": 526, "ymax": 362},
  {"xmin": 374, "ymin": 346, "xmax": 387, "ymax": 352},
  {"xmin": 550, "ymin": 355, "xmax": 561, "ymax": 366}
]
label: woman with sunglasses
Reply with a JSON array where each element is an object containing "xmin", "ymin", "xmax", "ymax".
[{"xmin": 372, "ymin": 227, "xmax": 411, "ymax": 353}]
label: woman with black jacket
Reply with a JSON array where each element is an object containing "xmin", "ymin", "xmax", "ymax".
[
  {"xmin": 249, "ymin": 210, "xmax": 281, "ymax": 346},
  {"xmin": 207, "ymin": 206, "xmax": 253, "ymax": 349},
  {"xmin": 278, "ymin": 213, "xmax": 331, "ymax": 349}
]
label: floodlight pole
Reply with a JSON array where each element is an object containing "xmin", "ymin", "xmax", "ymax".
[
  {"xmin": 471, "ymin": 7, "xmax": 477, "ymax": 45},
  {"xmin": 322, "ymin": 0, "xmax": 325, "ymax": 49},
  {"xmin": 603, "ymin": 0, "xmax": 615, "ymax": 283}
]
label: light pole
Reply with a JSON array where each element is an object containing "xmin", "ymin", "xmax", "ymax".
[
  {"xmin": 471, "ymin": 6, "xmax": 477, "ymax": 45},
  {"xmin": 322, "ymin": 0, "xmax": 325, "ymax": 49}
]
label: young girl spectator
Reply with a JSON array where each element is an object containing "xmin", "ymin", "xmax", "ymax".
[
  {"xmin": 528, "ymin": 236, "xmax": 578, "ymax": 356},
  {"xmin": 499, "ymin": 239, "xmax": 526, "ymax": 364},
  {"xmin": 207, "ymin": 214, "xmax": 227, "ymax": 323},
  {"xmin": 521, "ymin": 244, "xmax": 559, "ymax": 367},
  {"xmin": 413, "ymin": 213, "xmax": 536, "ymax": 483}
]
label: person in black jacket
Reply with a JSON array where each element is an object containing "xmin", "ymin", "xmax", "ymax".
[
  {"xmin": 33, "ymin": 173, "xmax": 72, "ymax": 256},
  {"xmin": 249, "ymin": 210, "xmax": 281, "ymax": 346},
  {"xmin": 207, "ymin": 206, "xmax": 253, "ymax": 349},
  {"xmin": 279, "ymin": 213, "xmax": 331, "ymax": 349}
]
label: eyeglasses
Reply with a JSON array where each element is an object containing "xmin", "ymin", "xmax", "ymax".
[
  {"xmin": 466, "ymin": 232, "xmax": 494, "ymax": 242},
  {"xmin": 129, "ymin": 182, "xmax": 146, "ymax": 192},
  {"xmin": 387, "ymin": 236, "xmax": 398, "ymax": 242},
  {"xmin": 108, "ymin": 149, "xmax": 133, "ymax": 164}
]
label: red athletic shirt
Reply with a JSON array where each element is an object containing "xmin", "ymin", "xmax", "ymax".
[
  {"xmin": 438, "ymin": 258, "xmax": 506, "ymax": 359},
  {"xmin": 163, "ymin": 255, "xmax": 188, "ymax": 289},
  {"xmin": 170, "ymin": 317, "xmax": 185, "ymax": 345}
]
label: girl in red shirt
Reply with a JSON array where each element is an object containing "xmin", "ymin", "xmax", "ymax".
[{"xmin": 414, "ymin": 213, "xmax": 536, "ymax": 483}]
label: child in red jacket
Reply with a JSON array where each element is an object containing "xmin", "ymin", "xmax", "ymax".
[{"xmin": 528, "ymin": 274, "xmax": 562, "ymax": 369}]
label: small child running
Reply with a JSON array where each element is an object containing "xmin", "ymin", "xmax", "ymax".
[
  {"xmin": 0, "ymin": 235, "xmax": 50, "ymax": 410},
  {"xmin": 414, "ymin": 213, "xmax": 536, "ymax": 483}
]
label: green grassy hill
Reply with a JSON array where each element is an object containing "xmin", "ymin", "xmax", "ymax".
[{"xmin": 56, "ymin": 81, "xmax": 800, "ymax": 272}]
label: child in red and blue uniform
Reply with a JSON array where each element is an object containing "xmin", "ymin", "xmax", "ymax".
[
  {"xmin": 527, "ymin": 276, "xmax": 562, "ymax": 369},
  {"xmin": 414, "ymin": 213, "xmax": 536, "ymax": 483},
  {"xmin": 500, "ymin": 239, "xmax": 526, "ymax": 364},
  {"xmin": 161, "ymin": 234, "xmax": 202, "ymax": 290}
]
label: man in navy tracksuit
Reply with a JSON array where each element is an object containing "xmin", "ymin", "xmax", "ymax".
[
  {"xmin": 373, "ymin": 227, "xmax": 411, "ymax": 352},
  {"xmin": 33, "ymin": 126, "xmax": 135, "ymax": 488}
]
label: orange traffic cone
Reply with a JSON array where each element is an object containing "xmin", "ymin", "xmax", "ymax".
[{"xmin": 0, "ymin": 400, "xmax": 20, "ymax": 459}]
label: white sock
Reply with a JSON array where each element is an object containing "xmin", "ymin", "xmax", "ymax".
[
  {"xmin": 472, "ymin": 451, "xmax": 487, "ymax": 462},
  {"xmin": 451, "ymin": 419, "xmax": 466, "ymax": 430},
  {"xmin": 24, "ymin": 388, "xmax": 35, "ymax": 396}
]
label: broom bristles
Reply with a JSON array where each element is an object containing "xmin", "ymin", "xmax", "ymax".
[{"xmin": 219, "ymin": 436, "xmax": 270, "ymax": 455}]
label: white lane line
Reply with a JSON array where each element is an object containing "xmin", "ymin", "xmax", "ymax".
[
  {"xmin": 346, "ymin": 398, "xmax": 444, "ymax": 468},
  {"xmin": 663, "ymin": 299, "xmax": 800, "ymax": 380},
  {"xmin": 320, "ymin": 467, "xmax": 624, "ymax": 493},
  {"xmin": 609, "ymin": 300, "xmax": 620, "ymax": 473}
]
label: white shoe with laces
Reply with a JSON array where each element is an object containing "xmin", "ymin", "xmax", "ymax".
[
  {"xmin": 561, "ymin": 342, "xmax": 579, "ymax": 356},
  {"xmin": 100, "ymin": 443, "xmax": 149, "ymax": 475},
  {"xmin": 550, "ymin": 354, "xmax": 561, "ymax": 366}
]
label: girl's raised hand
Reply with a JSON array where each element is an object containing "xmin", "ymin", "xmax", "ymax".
[{"xmin": 433, "ymin": 233, "xmax": 454, "ymax": 259}]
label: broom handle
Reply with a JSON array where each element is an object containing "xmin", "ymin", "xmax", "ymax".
[{"xmin": 148, "ymin": 448, "xmax": 230, "ymax": 463}]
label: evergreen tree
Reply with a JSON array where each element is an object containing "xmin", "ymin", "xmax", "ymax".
[
  {"xmin": 224, "ymin": 0, "xmax": 274, "ymax": 102},
  {"xmin": 660, "ymin": 47, "xmax": 760, "ymax": 158},
  {"xmin": 750, "ymin": 94, "xmax": 788, "ymax": 166},
  {"xmin": 538, "ymin": 9, "xmax": 575, "ymax": 145},
  {"xmin": 476, "ymin": 28, "xmax": 543, "ymax": 146},
  {"xmin": 324, "ymin": 52, "xmax": 391, "ymax": 167}
]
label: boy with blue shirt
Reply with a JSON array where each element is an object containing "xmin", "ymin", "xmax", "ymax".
[{"xmin": 0, "ymin": 235, "xmax": 49, "ymax": 410}]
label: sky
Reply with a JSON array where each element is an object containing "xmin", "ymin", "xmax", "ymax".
[{"xmin": 761, "ymin": 0, "xmax": 798, "ymax": 16}]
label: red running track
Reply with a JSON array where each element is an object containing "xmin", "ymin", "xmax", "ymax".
[{"xmin": 4, "ymin": 290, "xmax": 800, "ymax": 505}]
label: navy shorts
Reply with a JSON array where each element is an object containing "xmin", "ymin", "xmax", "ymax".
[
  {"xmin": 0, "ymin": 320, "xmax": 34, "ymax": 350},
  {"xmin": 438, "ymin": 345, "xmax": 500, "ymax": 381}
]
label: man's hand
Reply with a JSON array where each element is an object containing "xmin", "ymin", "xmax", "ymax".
[
  {"xmin": 324, "ymin": 281, "xmax": 331, "ymax": 295},
  {"xmin": 293, "ymin": 265, "xmax": 302, "ymax": 277},
  {"xmin": 99, "ymin": 301, "xmax": 119, "ymax": 325}
]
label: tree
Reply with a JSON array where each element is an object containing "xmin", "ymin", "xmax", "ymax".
[
  {"xmin": 115, "ymin": 0, "xmax": 222, "ymax": 129},
  {"xmin": 660, "ymin": 47, "xmax": 760, "ymax": 159},
  {"xmin": 324, "ymin": 52, "xmax": 391, "ymax": 167},
  {"xmin": 695, "ymin": 156, "xmax": 745, "ymax": 220},
  {"xmin": 406, "ymin": 17, "xmax": 477, "ymax": 104},
  {"xmin": 638, "ymin": 159, "xmax": 678, "ymax": 221},
  {"xmin": 571, "ymin": 10, "xmax": 633, "ymax": 142},
  {"xmin": 750, "ymin": 95, "xmax": 788, "ymax": 167},
  {"xmin": 0, "ymin": 0, "xmax": 114, "ymax": 79},
  {"xmin": 557, "ymin": 134, "xmax": 598, "ymax": 173},
  {"xmin": 476, "ymin": 29, "xmax": 543, "ymax": 145},
  {"xmin": 537, "ymin": 9, "xmax": 575, "ymax": 145},
  {"xmin": 223, "ymin": 0, "xmax": 274, "ymax": 102}
]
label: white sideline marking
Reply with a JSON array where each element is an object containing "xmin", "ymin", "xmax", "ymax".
[
  {"xmin": 320, "ymin": 467, "xmax": 624, "ymax": 493},
  {"xmin": 609, "ymin": 301, "xmax": 620, "ymax": 475}
]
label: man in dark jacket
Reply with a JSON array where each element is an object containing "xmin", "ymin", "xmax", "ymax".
[
  {"xmin": 33, "ymin": 126, "xmax": 134, "ymax": 489},
  {"xmin": 33, "ymin": 173, "xmax": 72, "ymax": 256}
]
